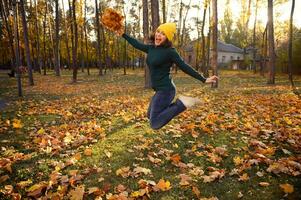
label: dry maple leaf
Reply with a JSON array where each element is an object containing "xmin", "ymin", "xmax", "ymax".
[
  {"xmin": 179, "ymin": 174, "xmax": 192, "ymax": 186},
  {"xmin": 192, "ymin": 186, "xmax": 201, "ymax": 198},
  {"xmin": 101, "ymin": 8, "xmax": 124, "ymax": 32},
  {"xmin": 116, "ymin": 167, "xmax": 131, "ymax": 178},
  {"xmin": 68, "ymin": 185, "xmax": 85, "ymax": 200},
  {"xmin": 154, "ymin": 179, "xmax": 171, "ymax": 191}
]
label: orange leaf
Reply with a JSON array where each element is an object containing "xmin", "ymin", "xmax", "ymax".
[
  {"xmin": 192, "ymin": 186, "xmax": 201, "ymax": 198},
  {"xmin": 279, "ymin": 183, "xmax": 294, "ymax": 194},
  {"xmin": 154, "ymin": 179, "xmax": 171, "ymax": 191},
  {"xmin": 170, "ymin": 154, "xmax": 181, "ymax": 164},
  {"xmin": 84, "ymin": 148, "xmax": 92, "ymax": 156}
]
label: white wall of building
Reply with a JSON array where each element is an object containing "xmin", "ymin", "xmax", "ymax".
[{"xmin": 218, "ymin": 52, "xmax": 244, "ymax": 63}]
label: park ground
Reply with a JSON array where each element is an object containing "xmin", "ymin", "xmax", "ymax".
[{"xmin": 0, "ymin": 69, "xmax": 300, "ymax": 200}]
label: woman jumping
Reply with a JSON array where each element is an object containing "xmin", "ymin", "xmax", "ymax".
[{"xmin": 102, "ymin": 13, "xmax": 218, "ymax": 129}]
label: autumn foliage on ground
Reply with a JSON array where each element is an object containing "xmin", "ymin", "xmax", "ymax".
[{"xmin": 0, "ymin": 69, "xmax": 300, "ymax": 199}]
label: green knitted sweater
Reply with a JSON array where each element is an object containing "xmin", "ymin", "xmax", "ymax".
[{"xmin": 122, "ymin": 34, "xmax": 207, "ymax": 91}]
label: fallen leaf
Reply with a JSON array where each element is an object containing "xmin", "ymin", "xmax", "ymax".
[
  {"xmin": 179, "ymin": 174, "xmax": 192, "ymax": 186},
  {"xmin": 170, "ymin": 154, "xmax": 181, "ymax": 164},
  {"xmin": 192, "ymin": 186, "xmax": 201, "ymax": 198},
  {"xmin": 154, "ymin": 179, "xmax": 171, "ymax": 191},
  {"xmin": 116, "ymin": 167, "xmax": 131, "ymax": 178},
  {"xmin": 238, "ymin": 173, "xmax": 249, "ymax": 182},
  {"xmin": 84, "ymin": 148, "xmax": 92, "ymax": 156},
  {"xmin": 259, "ymin": 182, "xmax": 270, "ymax": 187},
  {"xmin": 68, "ymin": 185, "xmax": 85, "ymax": 200},
  {"xmin": 279, "ymin": 183, "xmax": 294, "ymax": 194},
  {"xmin": 27, "ymin": 181, "xmax": 48, "ymax": 198},
  {"xmin": 12, "ymin": 119, "xmax": 23, "ymax": 129},
  {"xmin": 0, "ymin": 175, "xmax": 9, "ymax": 184},
  {"xmin": 17, "ymin": 179, "xmax": 33, "ymax": 189}
]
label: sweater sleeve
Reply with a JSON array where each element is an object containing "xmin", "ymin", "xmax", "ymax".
[
  {"xmin": 122, "ymin": 33, "xmax": 151, "ymax": 53},
  {"xmin": 170, "ymin": 49, "xmax": 207, "ymax": 83}
]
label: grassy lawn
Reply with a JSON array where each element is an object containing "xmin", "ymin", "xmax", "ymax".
[{"xmin": 0, "ymin": 69, "xmax": 300, "ymax": 199}]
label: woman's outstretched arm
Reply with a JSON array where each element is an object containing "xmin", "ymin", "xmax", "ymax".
[
  {"xmin": 121, "ymin": 33, "xmax": 152, "ymax": 53},
  {"xmin": 170, "ymin": 48, "xmax": 218, "ymax": 84}
]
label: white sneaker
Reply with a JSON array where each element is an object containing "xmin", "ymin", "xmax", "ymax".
[{"xmin": 178, "ymin": 95, "xmax": 201, "ymax": 108}]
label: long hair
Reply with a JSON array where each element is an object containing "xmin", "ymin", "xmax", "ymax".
[{"xmin": 149, "ymin": 32, "xmax": 173, "ymax": 48}]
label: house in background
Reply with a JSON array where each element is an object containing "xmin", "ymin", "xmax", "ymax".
[{"xmin": 184, "ymin": 39, "xmax": 245, "ymax": 70}]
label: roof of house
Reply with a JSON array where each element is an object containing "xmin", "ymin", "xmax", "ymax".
[
  {"xmin": 218, "ymin": 41, "xmax": 244, "ymax": 54},
  {"xmin": 184, "ymin": 39, "xmax": 244, "ymax": 54}
]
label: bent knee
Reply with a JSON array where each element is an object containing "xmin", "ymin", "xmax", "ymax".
[{"xmin": 149, "ymin": 120, "xmax": 161, "ymax": 130}]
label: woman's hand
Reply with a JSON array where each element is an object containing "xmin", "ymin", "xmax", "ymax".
[
  {"xmin": 115, "ymin": 26, "xmax": 125, "ymax": 36},
  {"xmin": 205, "ymin": 75, "xmax": 219, "ymax": 84}
]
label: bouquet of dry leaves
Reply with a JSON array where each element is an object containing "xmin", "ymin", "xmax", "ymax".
[{"xmin": 101, "ymin": 8, "xmax": 124, "ymax": 35}]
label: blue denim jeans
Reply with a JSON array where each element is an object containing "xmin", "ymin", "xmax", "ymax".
[{"xmin": 147, "ymin": 90, "xmax": 186, "ymax": 130}]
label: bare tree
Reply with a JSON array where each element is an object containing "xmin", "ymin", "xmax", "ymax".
[
  {"xmin": 71, "ymin": 0, "xmax": 78, "ymax": 83},
  {"xmin": 150, "ymin": 0, "xmax": 160, "ymax": 31},
  {"xmin": 54, "ymin": 0, "xmax": 60, "ymax": 76},
  {"xmin": 61, "ymin": 0, "xmax": 71, "ymax": 69},
  {"xmin": 211, "ymin": 0, "xmax": 218, "ymax": 88},
  {"xmin": 252, "ymin": 0, "xmax": 258, "ymax": 73},
  {"xmin": 13, "ymin": 0, "xmax": 22, "ymax": 96},
  {"xmin": 201, "ymin": 0, "xmax": 208, "ymax": 74},
  {"xmin": 288, "ymin": 0, "xmax": 295, "ymax": 86},
  {"xmin": 95, "ymin": 0, "xmax": 102, "ymax": 76},
  {"xmin": 267, "ymin": 0, "xmax": 275, "ymax": 84},
  {"xmin": 143, "ymin": 0, "xmax": 151, "ymax": 88},
  {"xmin": 20, "ymin": 0, "xmax": 34, "ymax": 85}
]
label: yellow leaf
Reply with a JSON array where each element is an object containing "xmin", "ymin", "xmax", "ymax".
[
  {"xmin": 238, "ymin": 173, "xmax": 249, "ymax": 182},
  {"xmin": 283, "ymin": 117, "xmax": 292, "ymax": 125},
  {"xmin": 280, "ymin": 183, "xmax": 294, "ymax": 194},
  {"xmin": 37, "ymin": 128, "xmax": 45, "ymax": 134},
  {"xmin": 12, "ymin": 119, "xmax": 23, "ymax": 129},
  {"xmin": 17, "ymin": 179, "xmax": 33, "ymax": 189},
  {"xmin": 233, "ymin": 156, "xmax": 243, "ymax": 166}
]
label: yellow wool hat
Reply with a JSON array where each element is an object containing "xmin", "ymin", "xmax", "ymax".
[{"xmin": 156, "ymin": 23, "xmax": 176, "ymax": 41}]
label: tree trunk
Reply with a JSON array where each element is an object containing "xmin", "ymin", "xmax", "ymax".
[
  {"xmin": 20, "ymin": 0, "xmax": 34, "ymax": 85},
  {"xmin": 211, "ymin": 0, "xmax": 218, "ymax": 88},
  {"xmin": 13, "ymin": 0, "xmax": 22, "ymax": 96},
  {"xmin": 180, "ymin": 0, "xmax": 192, "ymax": 48},
  {"xmin": 95, "ymin": 0, "xmax": 102, "ymax": 76},
  {"xmin": 84, "ymin": 0, "xmax": 89, "ymax": 75},
  {"xmin": 62, "ymin": 0, "xmax": 71, "ymax": 70},
  {"xmin": 143, "ymin": 0, "xmax": 151, "ymax": 88},
  {"xmin": 33, "ymin": 0, "xmax": 41, "ymax": 73},
  {"xmin": 43, "ymin": 0, "xmax": 47, "ymax": 75},
  {"xmin": 72, "ymin": 0, "xmax": 78, "ymax": 83},
  {"xmin": 252, "ymin": 0, "xmax": 258, "ymax": 74},
  {"xmin": 162, "ymin": 0, "xmax": 166, "ymax": 23},
  {"xmin": 201, "ymin": 1, "xmax": 208, "ymax": 74},
  {"xmin": 151, "ymin": 0, "xmax": 160, "ymax": 31},
  {"xmin": 267, "ymin": 0, "xmax": 275, "ymax": 84},
  {"xmin": 288, "ymin": 0, "xmax": 295, "ymax": 86},
  {"xmin": 54, "ymin": 0, "xmax": 60, "ymax": 76}
]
